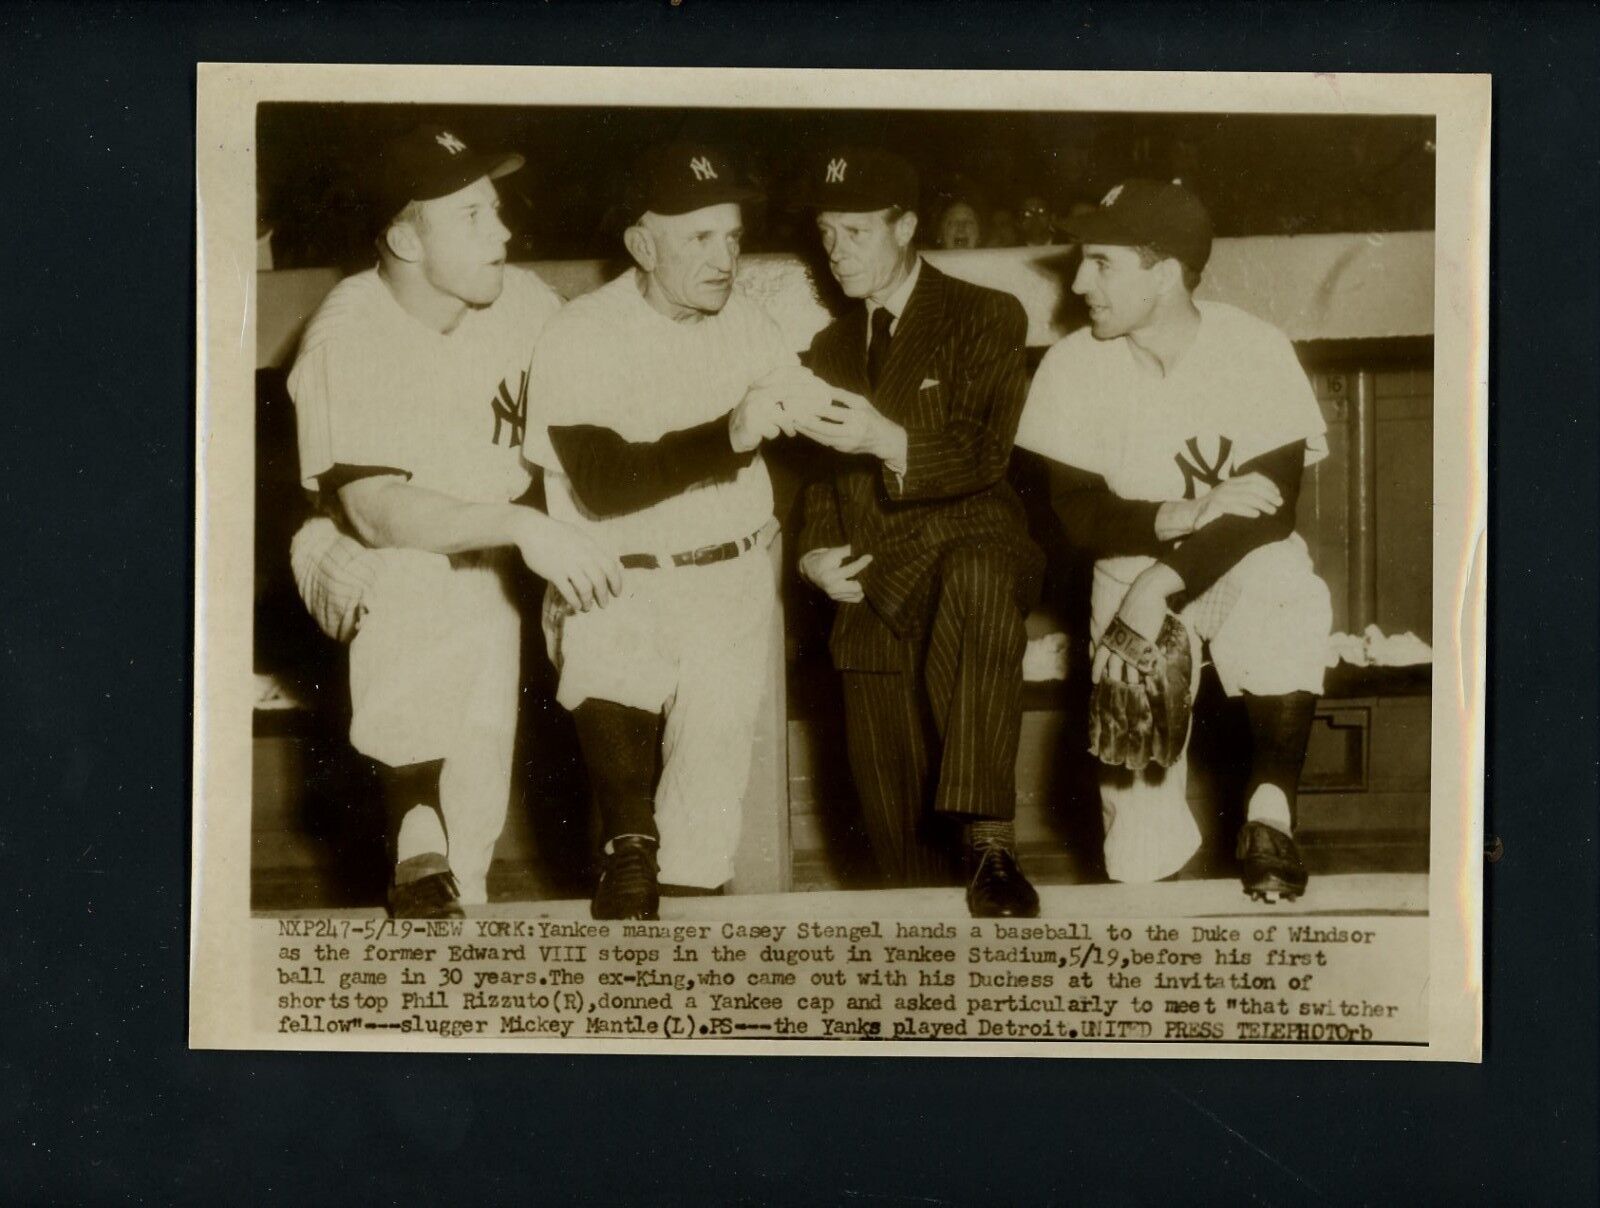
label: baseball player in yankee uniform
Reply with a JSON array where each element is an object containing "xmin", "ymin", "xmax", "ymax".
[
  {"xmin": 1015, "ymin": 179, "xmax": 1332, "ymax": 901},
  {"xmin": 287, "ymin": 124, "xmax": 621, "ymax": 918},
  {"xmin": 523, "ymin": 143, "xmax": 837, "ymax": 920},
  {"xmin": 791, "ymin": 147, "xmax": 1046, "ymax": 919}
]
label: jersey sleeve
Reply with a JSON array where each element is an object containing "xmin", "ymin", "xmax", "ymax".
[
  {"xmin": 287, "ymin": 321, "xmax": 414, "ymax": 492},
  {"xmin": 521, "ymin": 315, "xmax": 591, "ymax": 472},
  {"xmin": 1014, "ymin": 337, "xmax": 1113, "ymax": 477},
  {"xmin": 1229, "ymin": 324, "xmax": 1329, "ymax": 469}
]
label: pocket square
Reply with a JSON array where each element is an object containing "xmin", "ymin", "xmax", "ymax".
[{"xmin": 919, "ymin": 378, "xmax": 941, "ymax": 390}]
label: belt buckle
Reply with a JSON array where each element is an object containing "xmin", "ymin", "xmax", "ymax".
[{"xmin": 688, "ymin": 542, "xmax": 726, "ymax": 567}]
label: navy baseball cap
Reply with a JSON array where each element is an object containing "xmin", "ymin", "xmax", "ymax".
[
  {"xmin": 374, "ymin": 123, "xmax": 524, "ymax": 224},
  {"xmin": 627, "ymin": 142, "xmax": 762, "ymax": 220},
  {"xmin": 795, "ymin": 147, "xmax": 919, "ymax": 213},
  {"xmin": 1063, "ymin": 179, "xmax": 1214, "ymax": 272}
]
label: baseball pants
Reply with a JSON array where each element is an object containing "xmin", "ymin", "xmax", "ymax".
[
  {"xmin": 1089, "ymin": 535, "xmax": 1332, "ymax": 883},
  {"xmin": 293, "ymin": 520, "xmax": 522, "ymax": 905},
  {"xmin": 840, "ymin": 545, "xmax": 1029, "ymax": 888},
  {"xmin": 544, "ymin": 538, "xmax": 779, "ymax": 889}
]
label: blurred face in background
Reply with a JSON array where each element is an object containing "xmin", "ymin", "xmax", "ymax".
[
  {"xmin": 1019, "ymin": 195, "xmax": 1054, "ymax": 246},
  {"xmin": 937, "ymin": 201, "xmax": 982, "ymax": 250},
  {"xmin": 986, "ymin": 209, "xmax": 1019, "ymax": 248}
]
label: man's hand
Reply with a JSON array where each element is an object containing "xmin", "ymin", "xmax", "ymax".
[
  {"xmin": 794, "ymin": 386, "xmax": 908, "ymax": 466},
  {"xmin": 1157, "ymin": 472, "xmax": 1284, "ymax": 539},
  {"xmin": 799, "ymin": 544, "xmax": 874, "ymax": 604},
  {"xmin": 516, "ymin": 513, "xmax": 623, "ymax": 612},
  {"xmin": 729, "ymin": 366, "xmax": 836, "ymax": 453},
  {"xmin": 1092, "ymin": 564, "xmax": 1183, "ymax": 684},
  {"xmin": 1194, "ymin": 472, "xmax": 1283, "ymax": 530}
]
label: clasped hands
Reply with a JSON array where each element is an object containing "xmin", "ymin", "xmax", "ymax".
[
  {"xmin": 1092, "ymin": 563, "xmax": 1183, "ymax": 686},
  {"xmin": 729, "ymin": 365, "xmax": 902, "ymax": 460}
]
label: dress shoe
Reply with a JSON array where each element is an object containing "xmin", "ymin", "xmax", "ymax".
[
  {"xmin": 591, "ymin": 836, "xmax": 661, "ymax": 920},
  {"xmin": 965, "ymin": 846, "xmax": 1041, "ymax": 918},
  {"xmin": 1236, "ymin": 821, "xmax": 1309, "ymax": 902},
  {"xmin": 388, "ymin": 853, "xmax": 465, "ymax": 919}
]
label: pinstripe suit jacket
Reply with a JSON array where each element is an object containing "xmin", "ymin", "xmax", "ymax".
[{"xmin": 799, "ymin": 261, "xmax": 1043, "ymax": 671}]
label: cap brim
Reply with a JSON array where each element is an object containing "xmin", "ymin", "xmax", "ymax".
[
  {"xmin": 791, "ymin": 184, "xmax": 910, "ymax": 213},
  {"xmin": 639, "ymin": 182, "xmax": 764, "ymax": 218},
  {"xmin": 487, "ymin": 152, "xmax": 525, "ymax": 181}
]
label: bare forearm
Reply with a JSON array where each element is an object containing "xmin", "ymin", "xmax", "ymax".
[{"xmin": 338, "ymin": 477, "xmax": 539, "ymax": 555}]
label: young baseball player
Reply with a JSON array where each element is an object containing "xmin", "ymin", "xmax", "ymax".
[
  {"xmin": 523, "ymin": 143, "xmax": 836, "ymax": 920},
  {"xmin": 1015, "ymin": 179, "xmax": 1332, "ymax": 901},
  {"xmin": 287, "ymin": 124, "xmax": 621, "ymax": 918}
]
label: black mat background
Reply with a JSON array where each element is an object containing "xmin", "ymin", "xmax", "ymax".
[{"xmin": 1, "ymin": 2, "xmax": 1594, "ymax": 1203}]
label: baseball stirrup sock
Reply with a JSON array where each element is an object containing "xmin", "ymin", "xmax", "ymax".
[
  {"xmin": 377, "ymin": 758, "xmax": 447, "ymax": 870},
  {"xmin": 1243, "ymin": 691, "xmax": 1317, "ymax": 833},
  {"xmin": 573, "ymin": 700, "xmax": 663, "ymax": 844}
]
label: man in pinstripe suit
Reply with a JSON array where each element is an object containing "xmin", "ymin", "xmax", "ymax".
[{"xmin": 792, "ymin": 148, "xmax": 1045, "ymax": 917}]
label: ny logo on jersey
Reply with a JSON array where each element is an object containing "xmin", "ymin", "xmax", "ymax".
[
  {"xmin": 689, "ymin": 156, "xmax": 718, "ymax": 182},
  {"xmin": 435, "ymin": 130, "xmax": 467, "ymax": 156},
  {"xmin": 1174, "ymin": 435, "xmax": 1235, "ymax": 499},
  {"xmin": 826, "ymin": 158, "xmax": 847, "ymax": 183},
  {"xmin": 491, "ymin": 370, "xmax": 528, "ymax": 448}
]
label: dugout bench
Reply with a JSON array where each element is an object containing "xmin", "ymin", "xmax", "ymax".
[{"xmin": 251, "ymin": 237, "xmax": 1436, "ymax": 907}]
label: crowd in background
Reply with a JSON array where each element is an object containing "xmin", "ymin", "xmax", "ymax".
[{"xmin": 257, "ymin": 106, "xmax": 1436, "ymax": 271}]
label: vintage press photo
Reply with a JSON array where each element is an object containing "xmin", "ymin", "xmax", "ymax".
[{"xmin": 193, "ymin": 65, "xmax": 1487, "ymax": 1057}]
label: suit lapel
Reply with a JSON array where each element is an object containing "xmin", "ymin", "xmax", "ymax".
[
  {"xmin": 824, "ymin": 305, "xmax": 870, "ymax": 391},
  {"xmin": 874, "ymin": 261, "xmax": 948, "ymax": 423}
]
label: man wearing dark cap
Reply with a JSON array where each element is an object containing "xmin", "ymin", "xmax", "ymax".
[
  {"xmin": 791, "ymin": 147, "xmax": 1046, "ymax": 917},
  {"xmin": 1015, "ymin": 180, "xmax": 1333, "ymax": 901},
  {"xmin": 287, "ymin": 124, "xmax": 623, "ymax": 917},
  {"xmin": 524, "ymin": 143, "xmax": 836, "ymax": 919}
]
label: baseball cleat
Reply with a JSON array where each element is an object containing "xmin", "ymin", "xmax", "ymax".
[
  {"xmin": 388, "ymin": 854, "xmax": 466, "ymax": 919},
  {"xmin": 1236, "ymin": 821, "xmax": 1309, "ymax": 903},
  {"xmin": 591, "ymin": 835, "xmax": 661, "ymax": 921}
]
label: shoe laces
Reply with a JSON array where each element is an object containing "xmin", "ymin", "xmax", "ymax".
[
  {"xmin": 603, "ymin": 840, "xmax": 658, "ymax": 893},
  {"xmin": 972, "ymin": 843, "xmax": 1017, "ymax": 878}
]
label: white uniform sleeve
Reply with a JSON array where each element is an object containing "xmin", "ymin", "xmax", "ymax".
[
  {"xmin": 1230, "ymin": 325, "xmax": 1329, "ymax": 468},
  {"xmin": 522, "ymin": 312, "xmax": 600, "ymax": 471},
  {"xmin": 1014, "ymin": 338, "xmax": 1112, "ymax": 477},
  {"xmin": 287, "ymin": 324, "xmax": 414, "ymax": 491}
]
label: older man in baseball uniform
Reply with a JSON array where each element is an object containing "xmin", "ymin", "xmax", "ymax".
[
  {"xmin": 1015, "ymin": 180, "xmax": 1332, "ymax": 901},
  {"xmin": 524, "ymin": 143, "xmax": 835, "ymax": 920},
  {"xmin": 792, "ymin": 147, "xmax": 1046, "ymax": 918},
  {"xmin": 288, "ymin": 123, "xmax": 621, "ymax": 918}
]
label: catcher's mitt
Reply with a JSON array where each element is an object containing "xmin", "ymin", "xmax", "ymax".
[{"xmin": 1087, "ymin": 614, "xmax": 1195, "ymax": 771}]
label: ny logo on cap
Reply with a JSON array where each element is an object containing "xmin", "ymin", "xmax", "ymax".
[
  {"xmin": 689, "ymin": 156, "xmax": 718, "ymax": 182},
  {"xmin": 826, "ymin": 158, "xmax": 847, "ymax": 183},
  {"xmin": 1100, "ymin": 184, "xmax": 1124, "ymax": 207},
  {"xmin": 435, "ymin": 131, "xmax": 468, "ymax": 156}
]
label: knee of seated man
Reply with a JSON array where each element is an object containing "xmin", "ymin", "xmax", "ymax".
[{"xmin": 939, "ymin": 545, "xmax": 1017, "ymax": 610}]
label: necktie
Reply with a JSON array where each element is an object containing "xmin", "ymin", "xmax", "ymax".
[{"xmin": 867, "ymin": 305, "xmax": 894, "ymax": 391}]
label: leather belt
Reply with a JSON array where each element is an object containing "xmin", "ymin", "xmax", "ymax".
[{"xmin": 619, "ymin": 520, "xmax": 776, "ymax": 571}]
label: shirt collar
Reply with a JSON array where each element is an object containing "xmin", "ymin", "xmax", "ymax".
[{"xmin": 869, "ymin": 255, "xmax": 922, "ymax": 326}]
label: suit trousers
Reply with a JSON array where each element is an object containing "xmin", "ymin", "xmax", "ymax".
[{"xmin": 839, "ymin": 545, "xmax": 1028, "ymax": 887}]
